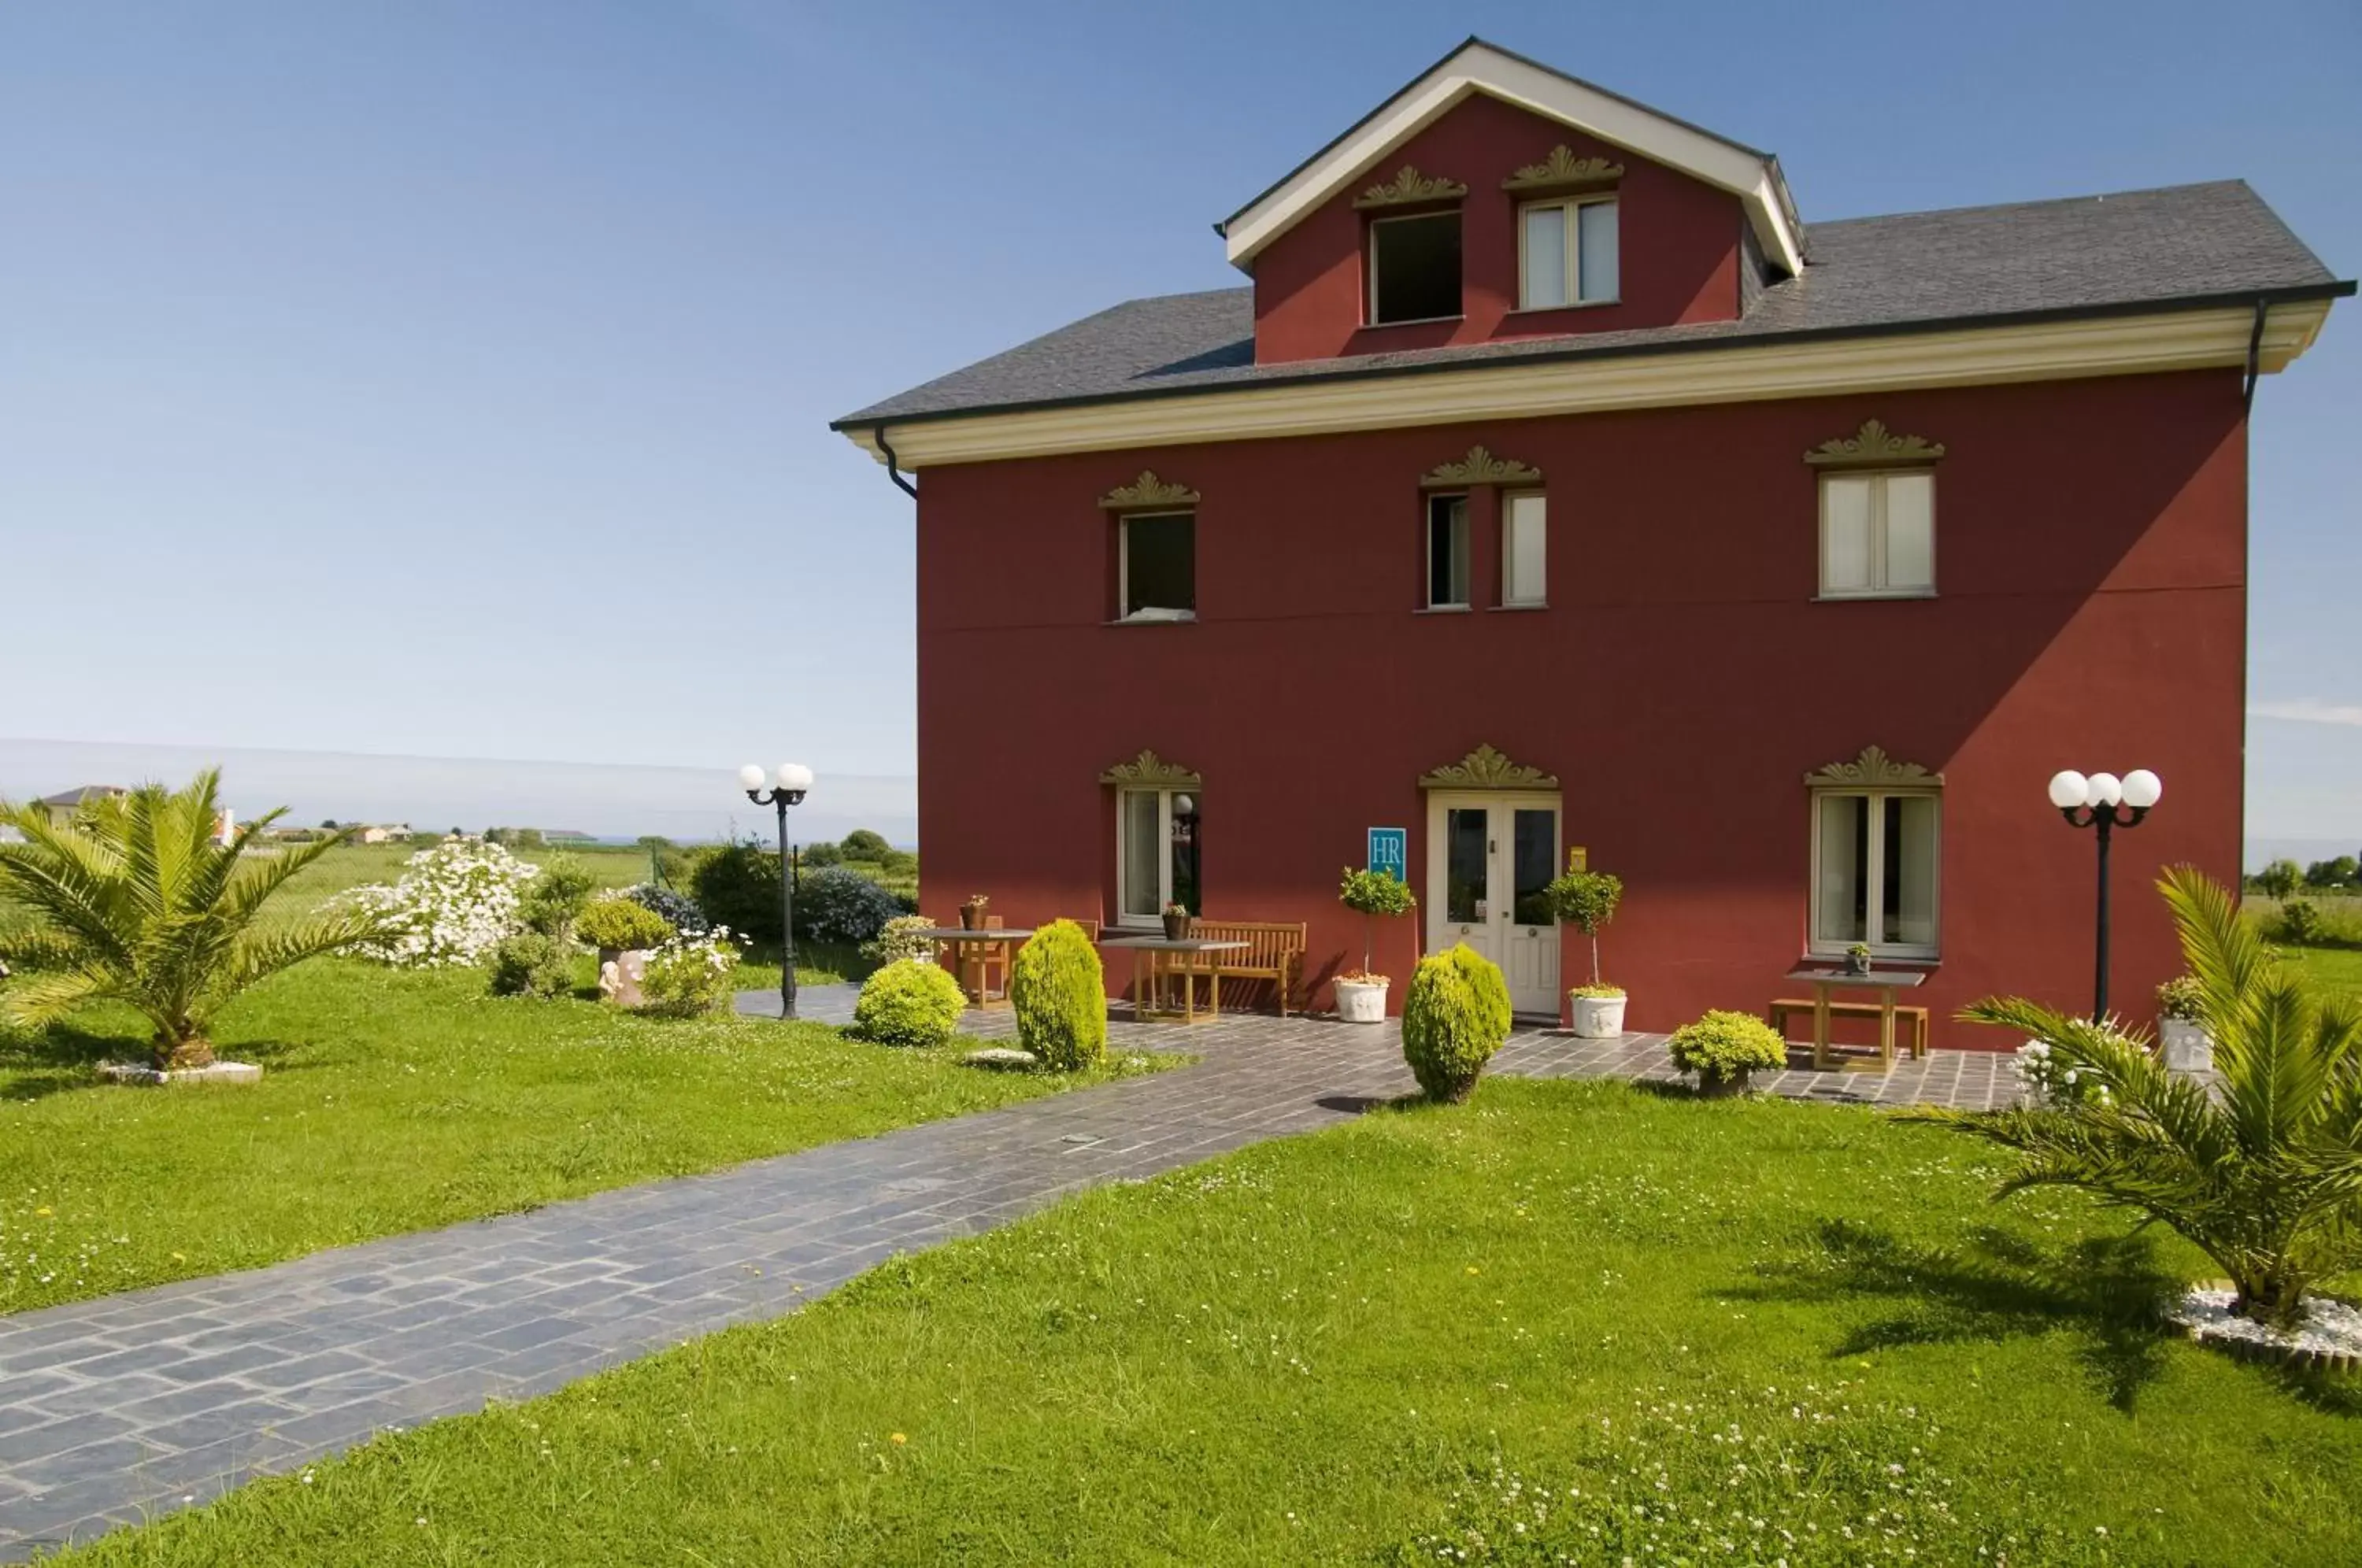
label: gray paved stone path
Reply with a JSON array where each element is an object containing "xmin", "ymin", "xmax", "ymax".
[{"xmin": 0, "ymin": 992, "xmax": 2015, "ymax": 1559}]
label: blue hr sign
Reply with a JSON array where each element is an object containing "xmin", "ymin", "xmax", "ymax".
[{"xmin": 1366, "ymin": 827, "xmax": 1407, "ymax": 882}]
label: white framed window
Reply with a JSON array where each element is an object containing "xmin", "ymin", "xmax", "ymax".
[
  {"xmin": 1425, "ymin": 493, "xmax": 1470, "ymax": 608},
  {"xmin": 1119, "ymin": 511, "xmax": 1195, "ymax": 622},
  {"xmin": 1368, "ymin": 211, "xmax": 1462, "ymax": 325},
  {"xmin": 1810, "ymin": 790, "xmax": 1940, "ymax": 958},
  {"xmin": 1116, "ymin": 788, "xmax": 1201, "ymax": 926},
  {"xmin": 1819, "ymin": 472, "xmax": 1934, "ymax": 598},
  {"xmin": 1501, "ymin": 491, "xmax": 1546, "ymax": 606},
  {"xmin": 1518, "ymin": 197, "xmax": 1619, "ymax": 309}
]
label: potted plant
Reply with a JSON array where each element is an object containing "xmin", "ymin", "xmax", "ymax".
[
  {"xmin": 2155, "ymin": 974, "xmax": 2212, "ymax": 1073},
  {"xmin": 1336, "ymin": 866, "xmax": 1416, "ymax": 1024},
  {"xmin": 1546, "ymin": 867, "xmax": 1623, "ymax": 1037},
  {"xmin": 1666, "ymin": 1009, "xmax": 1788, "ymax": 1097},
  {"xmin": 576, "ymin": 897, "xmax": 676, "ymax": 1008},
  {"xmin": 1846, "ymin": 941, "xmax": 1873, "ymax": 976},
  {"xmin": 1160, "ymin": 900, "xmax": 1193, "ymax": 941},
  {"xmin": 959, "ymin": 893, "xmax": 990, "ymax": 931}
]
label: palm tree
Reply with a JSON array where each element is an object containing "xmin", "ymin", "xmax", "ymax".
[
  {"xmin": 0, "ymin": 771, "xmax": 390, "ymax": 1070},
  {"xmin": 1908, "ymin": 865, "xmax": 2362, "ymax": 1328}
]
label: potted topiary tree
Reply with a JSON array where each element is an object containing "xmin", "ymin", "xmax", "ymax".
[
  {"xmin": 1336, "ymin": 867, "xmax": 1416, "ymax": 1023},
  {"xmin": 1666, "ymin": 1009, "xmax": 1788, "ymax": 1097},
  {"xmin": 1546, "ymin": 867, "xmax": 1624, "ymax": 1037},
  {"xmin": 576, "ymin": 897, "xmax": 676, "ymax": 1008},
  {"xmin": 2155, "ymin": 974, "xmax": 2212, "ymax": 1073}
]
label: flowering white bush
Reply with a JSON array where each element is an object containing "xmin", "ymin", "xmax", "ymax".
[
  {"xmin": 2013, "ymin": 1037, "xmax": 2116, "ymax": 1109},
  {"xmin": 342, "ymin": 841, "xmax": 540, "ymax": 967},
  {"xmin": 638, "ymin": 927, "xmax": 744, "ymax": 1017},
  {"xmin": 861, "ymin": 913, "xmax": 938, "ymax": 967}
]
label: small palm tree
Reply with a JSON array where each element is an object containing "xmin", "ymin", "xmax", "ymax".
[
  {"xmin": 0, "ymin": 771, "xmax": 389, "ymax": 1070},
  {"xmin": 1908, "ymin": 865, "xmax": 2362, "ymax": 1328}
]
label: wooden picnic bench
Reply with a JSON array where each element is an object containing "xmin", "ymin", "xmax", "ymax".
[{"xmin": 1165, "ymin": 920, "xmax": 1307, "ymax": 1016}]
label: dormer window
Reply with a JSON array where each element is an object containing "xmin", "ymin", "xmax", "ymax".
[
  {"xmin": 1368, "ymin": 213, "xmax": 1462, "ymax": 325},
  {"xmin": 1518, "ymin": 197, "xmax": 1619, "ymax": 309}
]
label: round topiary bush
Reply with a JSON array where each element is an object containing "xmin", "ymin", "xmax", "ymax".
[
  {"xmin": 576, "ymin": 897, "xmax": 676, "ymax": 953},
  {"xmin": 1011, "ymin": 919, "xmax": 1107, "ymax": 1071},
  {"xmin": 1400, "ymin": 942, "xmax": 1512, "ymax": 1102},
  {"xmin": 852, "ymin": 959, "xmax": 968, "ymax": 1047},
  {"xmin": 1666, "ymin": 1008, "xmax": 1787, "ymax": 1093}
]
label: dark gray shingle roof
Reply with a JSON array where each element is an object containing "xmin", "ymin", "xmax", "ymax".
[{"xmin": 835, "ymin": 181, "xmax": 2345, "ymax": 429}]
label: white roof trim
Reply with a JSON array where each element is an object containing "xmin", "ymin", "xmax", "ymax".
[{"xmin": 1220, "ymin": 40, "xmax": 1804, "ymax": 279}]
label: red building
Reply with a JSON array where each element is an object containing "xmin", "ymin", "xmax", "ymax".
[{"xmin": 833, "ymin": 39, "xmax": 2348, "ymax": 1042}]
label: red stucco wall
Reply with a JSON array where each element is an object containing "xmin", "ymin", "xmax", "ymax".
[
  {"xmin": 1252, "ymin": 92, "xmax": 1745, "ymax": 364},
  {"xmin": 913, "ymin": 371, "xmax": 2249, "ymax": 1048}
]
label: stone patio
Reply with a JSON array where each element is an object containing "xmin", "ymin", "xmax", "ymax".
[{"xmin": 0, "ymin": 992, "xmax": 2016, "ymax": 1559}]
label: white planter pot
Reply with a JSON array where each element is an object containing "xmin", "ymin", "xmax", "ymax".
[
  {"xmin": 1569, "ymin": 993, "xmax": 1628, "ymax": 1039},
  {"xmin": 1335, "ymin": 978, "xmax": 1389, "ymax": 1024},
  {"xmin": 2160, "ymin": 1017, "xmax": 2213, "ymax": 1074}
]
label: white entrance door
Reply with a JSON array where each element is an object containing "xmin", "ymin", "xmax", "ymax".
[{"xmin": 1424, "ymin": 792, "xmax": 1562, "ymax": 1016}]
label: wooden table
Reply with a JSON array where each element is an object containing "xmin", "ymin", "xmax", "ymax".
[
  {"xmin": 1102, "ymin": 936, "xmax": 1250, "ymax": 1024},
  {"xmin": 1782, "ymin": 966, "xmax": 1929, "ymax": 1071},
  {"xmin": 911, "ymin": 926, "xmax": 1035, "ymax": 1009}
]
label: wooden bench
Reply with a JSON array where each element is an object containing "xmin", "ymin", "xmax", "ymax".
[
  {"xmin": 1169, "ymin": 920, "xmax": 1307, "ymax": 1016},
  {"xmin": 1768, "ymin": 997, "xmax": 1930, "ymax": 1059}
]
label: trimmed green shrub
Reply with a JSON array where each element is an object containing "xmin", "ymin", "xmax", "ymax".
[
  {"xmin": 1400, "ymin": 943, "xmax": 1512, "ymax": 1102},
  {"xmin": 1011, "ymin": 919, "xmax": 1106, "ymax": 1071},
  {"xmin": 487, "ymin": 932, "xmax": 574, "ymax": 999},
  {"xmin": 852, "ymin": 959, "xmax": 968, "ymax": 1047},
  {"xmin": 1666, "ymin": 1009, "xmax": 1787, "ymax": 1086},
  {"xmin": 577, "ymin": 897, "xmax": 675, "ymax": 952}
]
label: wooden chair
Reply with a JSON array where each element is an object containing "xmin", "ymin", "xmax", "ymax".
[
  {"xmin": 1767, "ymin": 997, "xmax": 1930, "ymax": 1059},
  {"xmin": 1175, "ymin": 920, "xmax": 1308, "ymax": 1016}
]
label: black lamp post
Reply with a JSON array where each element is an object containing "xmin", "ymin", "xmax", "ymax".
[
  {"xmin": 2047, "ymin": 767, "xmax": 2163, "ymax": 1022},
  {"xmin": 739, "ymin": 762, "xmax": 813, "ymax": 1019}
]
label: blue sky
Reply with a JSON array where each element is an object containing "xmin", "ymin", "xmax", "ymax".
[{"xmin": 2, "ymin": 1, "xmax": 2356, "ymax": 842}]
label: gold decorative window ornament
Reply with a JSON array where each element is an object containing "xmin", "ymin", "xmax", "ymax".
[
  {"xmin": 1502, "ymin": 146, "xmax": 1624, "ymax": 193},
  {"xmin": 1098, "ymin": 471, "xmax": 1201, "ymax": 510},
  {"xmin": 1804, "ymin": 420, "xmax": 1946, "ymax": 469},
  {"xmin": 1098, "ymin": 749, "xmax": 1203, "ymax": 789},
  {"xmin": 1418, "ymin": 744, "xmax": 1559, "ymax": 790},
  {"xmin": 1352, "ymin": 165, "xmax": 1469, "ymax": 209},
  {"xmin": 1804, "ymin": 745, "xmax": 1943, "ymax": 790},
  {"xmin": 1420, "ymin": 445, "xmax": 1543, "ymax": 488}
]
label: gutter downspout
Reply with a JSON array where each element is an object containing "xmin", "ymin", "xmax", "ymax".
[
  {"xmin": 873, "ymin": 427, "xmax": 919, "ymax": 501},
  {"xmin": 2242, "ymin": 298, "xmax": 2269, "ymax": 412}
]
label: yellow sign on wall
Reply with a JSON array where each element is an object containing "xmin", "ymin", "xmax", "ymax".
[{"xmin": 1566, "ymin": 845, "xmax": 1588, "ymax": 872}]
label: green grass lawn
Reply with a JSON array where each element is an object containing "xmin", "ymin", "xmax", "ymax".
[
  {"xmin": 2280, "ymin": 943, "xmax": 2362, "ymax": 1003},
  {"xmin": 62, "ymin": 1078, "xmax": 2361, "ymax": 1567},
  {"xmin": 0, "ymin": 957, "xmax": 1168, "ymax": 1314}
]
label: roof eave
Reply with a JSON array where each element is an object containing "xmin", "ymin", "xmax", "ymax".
[{"xmin": 829, "ymin": 278, "xmax": 2352, "ymax": 436}]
